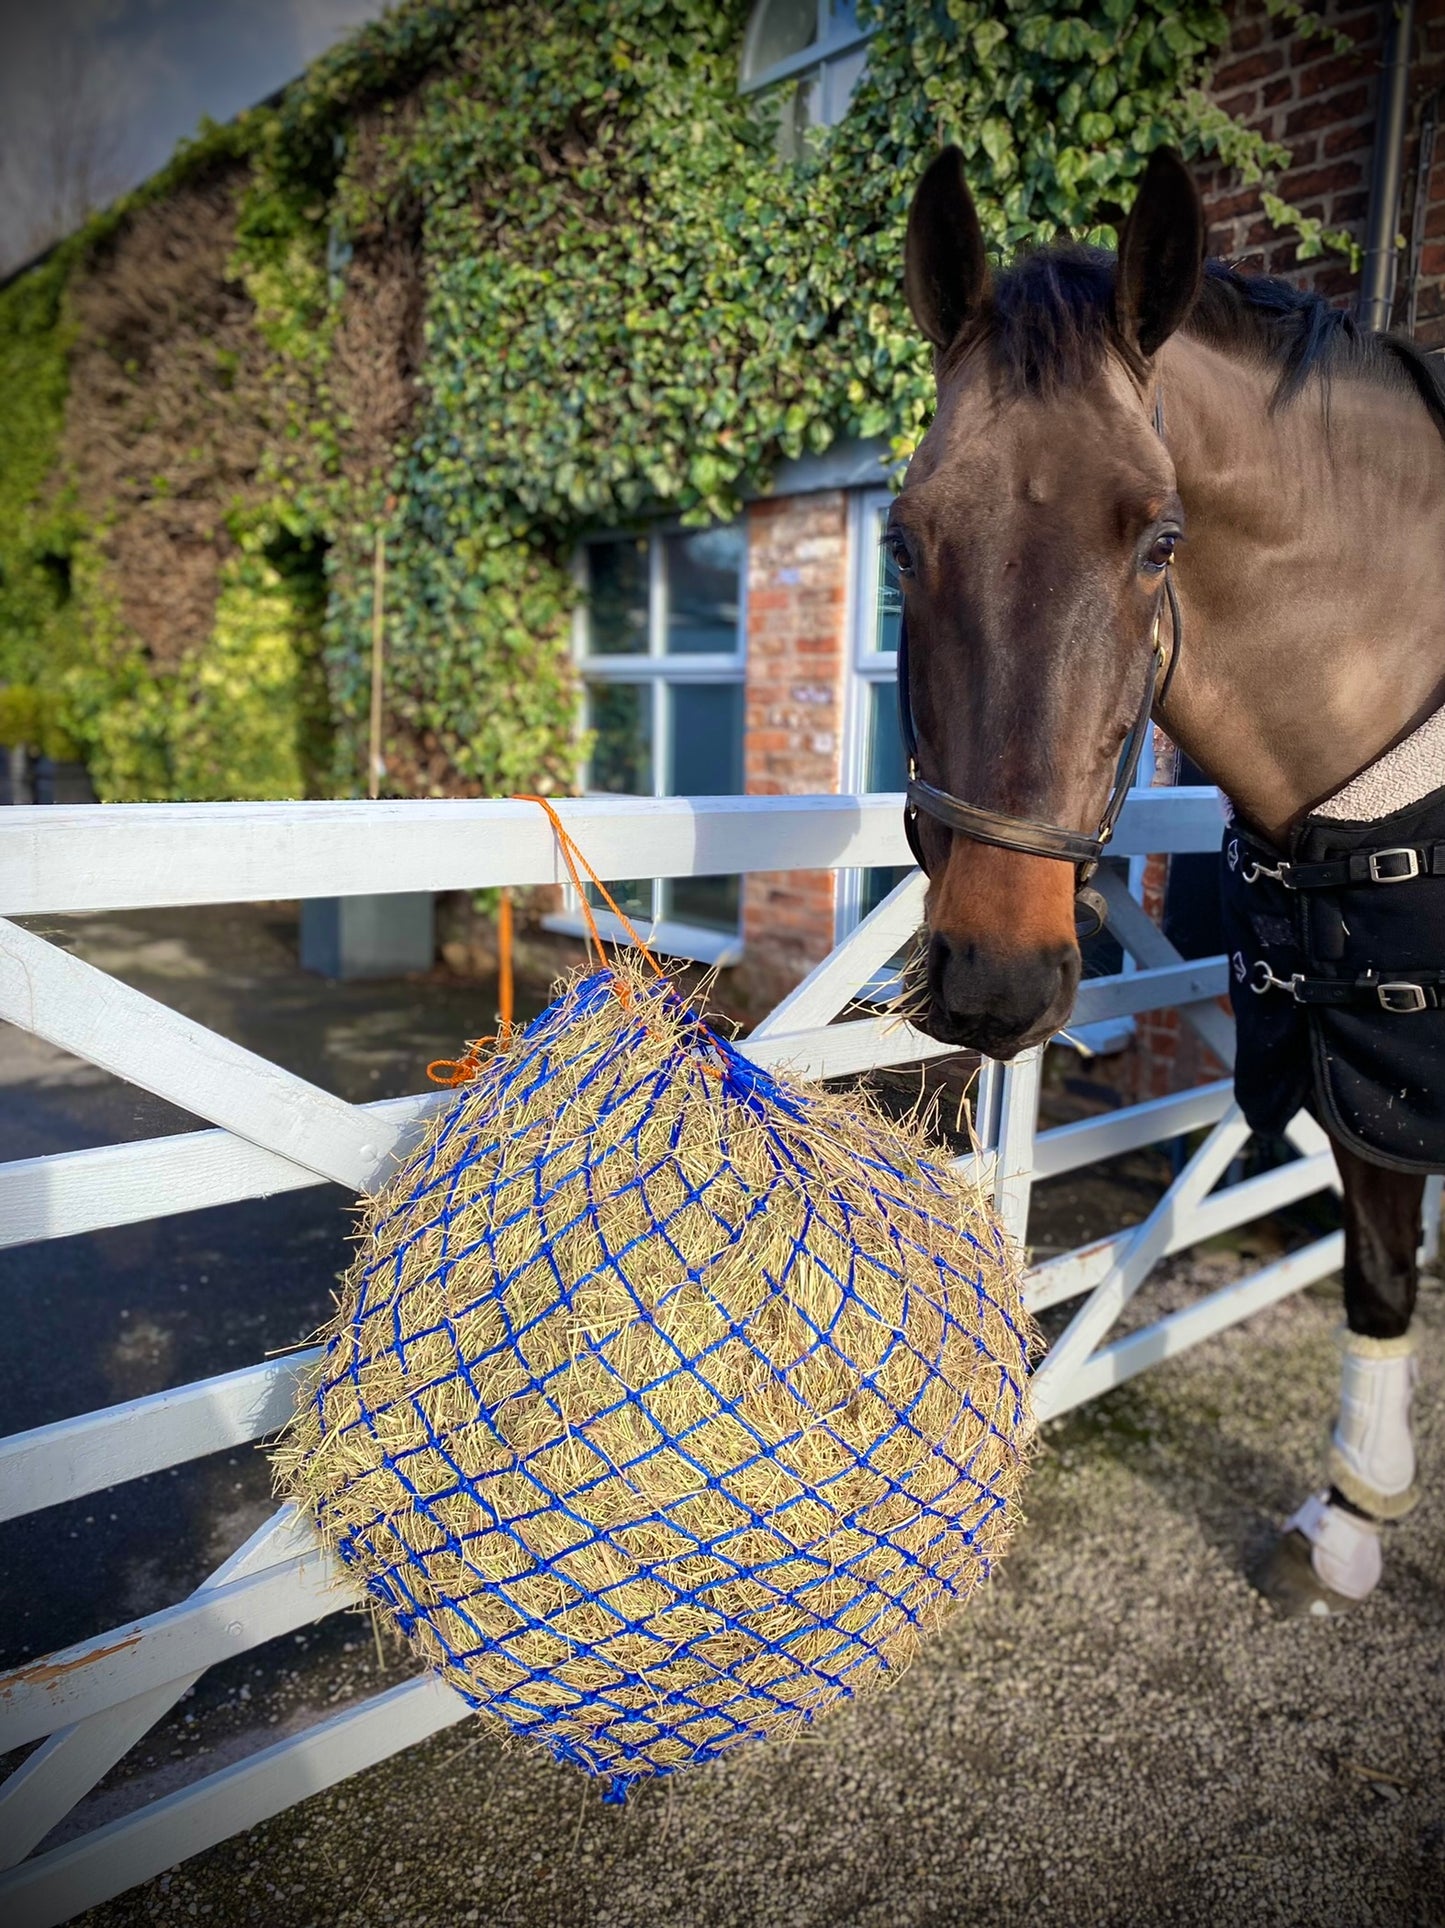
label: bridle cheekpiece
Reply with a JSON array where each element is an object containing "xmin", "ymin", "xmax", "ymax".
[{"xmin": 897, "ymin": 394, "xmax": 1182, "ymax": 939}]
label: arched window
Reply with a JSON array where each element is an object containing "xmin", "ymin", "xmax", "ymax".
[{"xmin": 740, "ymin": 0, "xmax": 873, "ymax": 159}]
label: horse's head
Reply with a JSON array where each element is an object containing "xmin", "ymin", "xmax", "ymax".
[{"xmin": 898, "ymin": 147, "xmax": 1204, "ymax": 1058}]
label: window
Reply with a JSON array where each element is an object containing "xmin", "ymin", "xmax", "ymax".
[
  {"xmin": 840, "ymin": 489, "xmax": 910, "ymax": 942},
  {"xmin": 563, "ymin": 527, "xmax": 748, "ymax": 964},
  {"xmin": 740, "ymin": 0, "xmax": 873, "ymax": 160}
]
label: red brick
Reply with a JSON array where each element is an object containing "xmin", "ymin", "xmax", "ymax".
[
  {"xmin": 1420, "ymin": 239, "xmax": 1445, "ymax": 277},
  {"xmin": 1217, "ymin": 86, "xmax": 1260, "ymax": 120},
  {"xmin": 1310, "ymin": 263, "xmax": 1358, "ymax": 298},
  {"xmin": 1204, "ymin": 186, "xmax": 1267, "ymax": 222},
  {"xmin": 1262, "ymin": 76, "xmax": 1294, "ymax": 107},
  {"xmin": 1285, "ymin": 89, "xmax": 1369, "ymax": 137},
  {"xmin": 1278, "ymin": 159, "xmax": 1364, "ymax": 199},
  {"xmin": 1291, "ymin": 8, "xmax": 1378, "ymax": 58},
  {"xmin": 1298, "ymin": 50, "xmax": 1372, "ymax": 97},
  {"xmin": 1323, "ymin": 121, "xmax": 1371, "ymax": 157},
  {"xmin": 1213, "ymin": 48, "xmax": 1285, "ymax": 87}
]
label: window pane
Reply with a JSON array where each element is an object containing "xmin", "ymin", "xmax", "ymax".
[
  {"xmin": 871, "ymin": 509, "xmax": 902, "ymax": 655},
  {"xmin": 586, "ymin": 681, "xmax": 651, "ymax": 794},
  {"xmin": 586, "ymin": 538, "xmax": 649, "ymax": 656},
  {"xmin": 770, "ymin": 74, "xmax": 821, "ymax": 159},
  {"xmin": 862, "ymin": 679, "xmax": 909, "ymax": 916},
  {"xmin": 586, "ymin": 876, "xmax": 654, "ymax": 925},
  {"xmin": 664, "ymin": 527, "xmax": 744, "ymax": 655},
  {"xmin": 749, "ymin": 0, "xmax": 818, "ymax": 73},
  {"xmin": 864, "ymin": 678, "xmax": 906, "ymax": 793},
  {"xmin": 662, "ymin": 681, "xmax": 743, "ymax": 932},
  {"xmin": 665, "ymin": 872, "xmax": 740, "ymax": 934},
  {"xmin": 668, "ymin": 683, "xmax": 743, "ymax": 794},
  {"xmin": 819, "ymin": 43, "xmax": 868, "ymax": 124}
]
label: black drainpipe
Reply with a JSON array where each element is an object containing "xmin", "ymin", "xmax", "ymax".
[{"xmin": 1358, "ymin": 0, "xmax": 1417, "ymax": 331}]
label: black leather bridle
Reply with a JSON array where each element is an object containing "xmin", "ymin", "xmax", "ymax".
[{"xmin": 897, "ymin": 396, "xmax": 1182, "ymax": 938}]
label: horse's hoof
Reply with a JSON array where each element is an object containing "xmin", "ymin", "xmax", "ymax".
[{"xmin": 1250, "ymin": 1529, "xmax": 1367, "ymax": 1619}]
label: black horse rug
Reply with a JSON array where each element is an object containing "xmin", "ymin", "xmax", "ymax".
[{"xmin": 1221, "ymin": 702, "xmax": 1445, "ymax": 1173}]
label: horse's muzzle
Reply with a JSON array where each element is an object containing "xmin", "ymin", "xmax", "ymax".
[{"xmin": 919, "ymin": 931, "xmax": 1080, "ymax": 1059}]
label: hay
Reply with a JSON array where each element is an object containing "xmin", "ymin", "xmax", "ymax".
[{"xmin": 276, "ymin": 963, "xmax": 1034, "ymax": 1796}]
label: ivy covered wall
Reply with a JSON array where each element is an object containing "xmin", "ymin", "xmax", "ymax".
[{"xmin": 0, "ymin": 0, "xmax": 1335, "ymax": 802}]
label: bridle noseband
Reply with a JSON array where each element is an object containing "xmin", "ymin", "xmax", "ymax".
[{"xmin": 897, "ymin": 394, "xmax": 1182, "ymax": 938}]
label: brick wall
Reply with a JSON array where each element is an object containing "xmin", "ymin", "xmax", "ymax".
[
  {"xmin": 1198, "ymin": 0, "xmax": 1445, "ymax": 340},
  {"xmin": 739, "ymin": 490, "xmax": 850, "ymax": 1012}
]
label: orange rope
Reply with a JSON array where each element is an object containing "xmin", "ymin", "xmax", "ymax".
[
  {"xmin": 427, "ymin": 799, "xmax": 666, "ymax": 1086},
  {"xmin": 427, "ymin": 885, "xmax": 516, "ymax": 1086},
  {"xmin": 497, "ymin": 886, "xmax": 514, "ymax": 1032},
  {"xmin": 514, "ymin": 794, "xmax": 666, "ymax": 982}
]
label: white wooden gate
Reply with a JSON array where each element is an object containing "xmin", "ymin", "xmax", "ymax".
[{"xmin": 0, "ymin": 789, "xmax": 1346, "ymax": 1924}]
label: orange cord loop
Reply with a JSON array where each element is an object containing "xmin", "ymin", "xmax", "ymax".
[{"xmin": 426, "ymin": 799, "xmax": 665, "ymax": 1086}]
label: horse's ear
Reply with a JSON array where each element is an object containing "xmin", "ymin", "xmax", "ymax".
[
  {"xmin": 905, "ymin": 147, "xmax": 991, "ymax": 352},
  {"xmin": 1114, "ymin": 147, "xmax": 1205, "ymax": 358}
]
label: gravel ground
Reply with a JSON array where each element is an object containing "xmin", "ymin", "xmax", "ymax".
[
  {"xmin": 5, "ymin": 906, "xmax": 1444, "ymax": 1925},
  {"xmin": 61, "ymin": 1267, "xmax": 1445, "ymax": 1928}
]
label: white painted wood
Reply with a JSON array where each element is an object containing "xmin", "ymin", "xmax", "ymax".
[
  {"xmin": 1031, "ymin": 1080, "xmax": 1233, "ymax": 1181},
  {"xmin": 0, "ymin": 789, "xmax": 1223, "ymax": 918},
  {"xmin": 0, "ymin": 1674, "xmax": 470, "ymax": 1928},
  {"xmin": 0, "ymin": 1355, "xmax": 320, "ymax": 1525},
  {"xmin": 1041, "ymin": 1233, "xmax": 1345, "ymax": 1416},
  {"xmin": 0, "ymin": 775, "xmax": 1335, "ymax": 1915},
  {"xmin": 0, "ymin": 1509, "xmax": 309, "ymax": 1870},
  {"xmin": 992, "ymin": 1049, "xmax": 1043, "ymax": 1245},
  {"xmin": 0, "ymin": 920, "xmax": 390, "ymax": 1189},
  {"xmin": 1095, "ymin": 869, "xmax": 1237, "ymax": 1066},
  {"xmin": 0, "ymin": 1091, "xmax": 443, "ymax": 1253},
  {"xmin": 1069, "ymin": 957, "xmax": 1226, "ymax": 1026},
  {"xmin": 741, "ymin": 1012, "xmax": 952, "ymax": 1081},
  {"xmin": 0, "ymin": 1542, "xmax": 340, "ymax": 1753},
  {"xmin": 1029, "ymin": 1107, "xmax": 1255, "ymax": 1422},
  {"xmin": 750, "ymin": 871, "xmax": 926, "ymax": 1038},
  {"xmin": 1027, "ymin": 1148, "xmax": 1339, "ymax": 1313}
]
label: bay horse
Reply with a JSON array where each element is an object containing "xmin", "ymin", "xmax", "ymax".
[{"xmin": 896, "ymin": 145, "xmax": 1445, "ymax": 1614}]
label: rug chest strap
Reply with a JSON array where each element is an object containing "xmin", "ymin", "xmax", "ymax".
[
  {"xmin": 1252, "ymin": 966, "xmax": 1445, "ymax": 1012},
  {"xmin": 1243, "ymin": 841, "xmax": 1445, "ymax": 890}
]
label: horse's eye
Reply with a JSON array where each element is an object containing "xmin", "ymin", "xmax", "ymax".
[
  {"xmin": 1145, "ymin": 531, "xmax": 1178, "ymax": 571},
  {"xmin": 885, "ymin": 527, "xmax": 915, "ymax": 577}
]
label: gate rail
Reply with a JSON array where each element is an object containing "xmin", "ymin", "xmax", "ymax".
[{"xmin": 0, "ymin": 788, "xmax": 1340, "ymax": 1925}]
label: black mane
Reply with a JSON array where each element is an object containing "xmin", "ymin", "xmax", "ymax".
[{"xmin": 979, "ymin": 244, "xmax": 1445, "ymax": 436}]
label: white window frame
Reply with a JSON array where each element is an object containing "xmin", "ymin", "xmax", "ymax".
[
  {"xmin": 544, "ymin": 526, "xmax": 748, "ymax": 967},
  {"xmin": 838, "ymin": 487, "xmax": 907, "ymax": 986},
  {"xmin": 739, "ymin": 0, "xmax": 874, "ymax": 133}
]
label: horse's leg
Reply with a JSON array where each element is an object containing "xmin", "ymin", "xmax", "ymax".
[{"xmin": 1258, "ymin": 1140, "xmax": 1425, "ymax": 1615}]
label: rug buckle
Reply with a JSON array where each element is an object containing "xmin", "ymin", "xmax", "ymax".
[
  {"xmin": 1377, "ymin": 981, "xmax": 1428, "ymax": 1013},
  {"xmin": 1368, "ymin": 848, "xmax": 1420, "ymax": 884}
]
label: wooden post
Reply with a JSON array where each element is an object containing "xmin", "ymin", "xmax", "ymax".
[{"xmin": 368, "ymin": 528, "xmax": 385, "ymax": 801}]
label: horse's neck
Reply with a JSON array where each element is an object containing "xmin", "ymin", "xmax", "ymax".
[{"xmin": 1158, "ymin": 335, "xmax": 1445, "ymax": 843}]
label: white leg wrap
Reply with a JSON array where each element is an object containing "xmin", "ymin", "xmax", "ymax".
[
  {"xmin": 1285, "ymin": 1491, "xmax": 1382, "ymax": 1604},
  {"xmin": 1328, "ymin": 1328, "xmax": 1420, "ymax": 1520}
]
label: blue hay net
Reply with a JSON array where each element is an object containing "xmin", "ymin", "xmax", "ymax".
[{"xmin": 299, "ymin": 969, "xmax": 1031, "ymax": 1802}]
